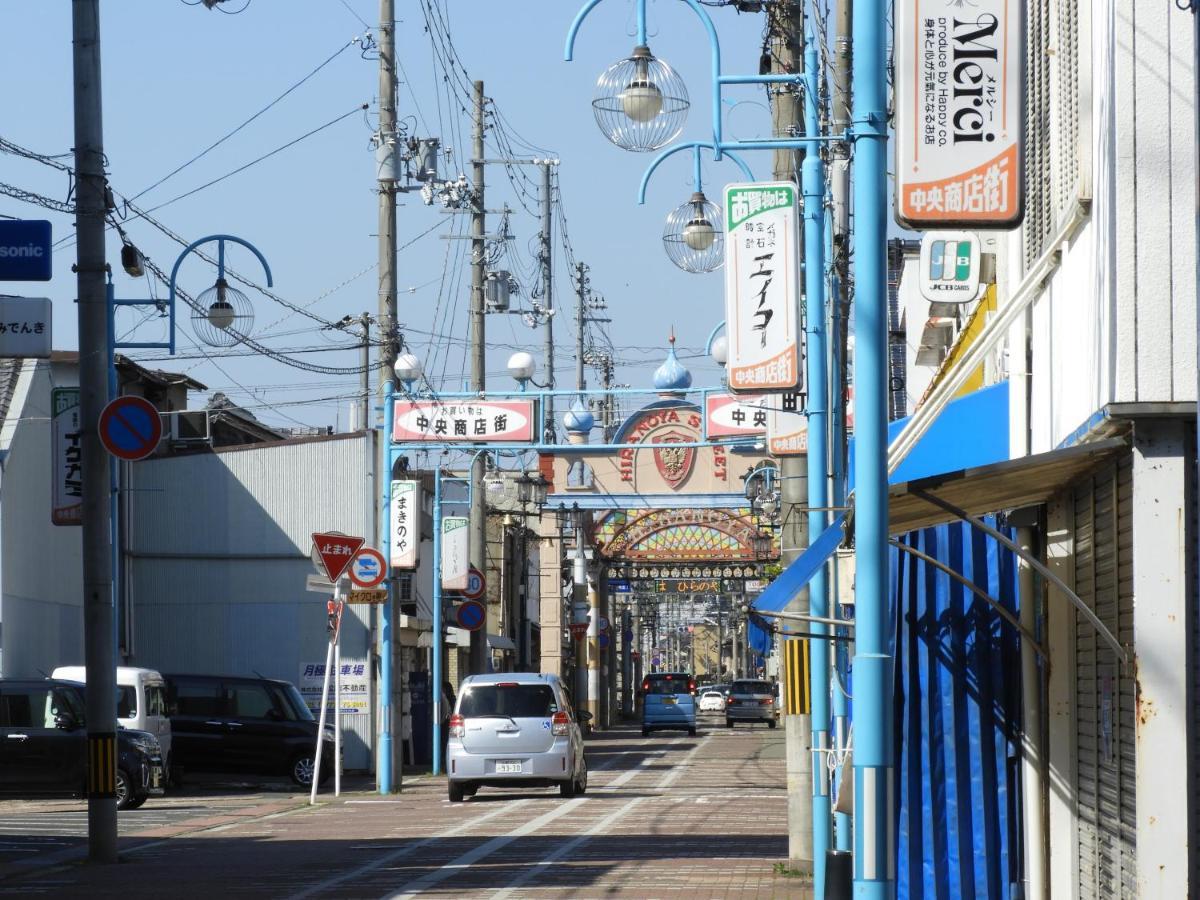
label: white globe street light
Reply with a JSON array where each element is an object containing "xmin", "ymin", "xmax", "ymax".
[
  {"xmin": 207, "ymin": 279, "xmax": 235, "ymax": 331},
  {"xmin": 710, "ymin": 334, "xmax": 728, "ymax": 367},
  {"xmin": 393, "ymin": 352, "xmax": 423, "ymax": 386},
  {"xmin": 193, "ymin": 276, "xmax": 254, "ymax": 348},
  {"xmin": 506, "ymin": 351, "xmax": 537, "ymax": 385},
  {"xmin": 592, "ymin": 45, "xmax": 689, "ymax": 153},
  {"xmin": 663, "ymin": 192, "xmax": 724, "ymax": 273}
]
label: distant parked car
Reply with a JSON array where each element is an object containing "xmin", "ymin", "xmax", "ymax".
[
  {"xmin": 698, "ymin": 690, "xmax": 726, "ymax": 712},
  {"xmin": 0, "ymin": 679, "xmax": 165, "ymax": 809},
  {"xmin": 52, "ymin": 666, "xmax": 174, "ymax": 782},
  {"xmin": 446, "ymin": 673, "xmax": 589, "ymax": 802},
  {"xmin": 725, "ymin": 679, "xmax": 777, "ymax": 728},
  {"xmin": 164, "ymin": 673, "xmax": 333, "ymax": 787}
]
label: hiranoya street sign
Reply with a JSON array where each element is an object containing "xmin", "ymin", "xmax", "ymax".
[
  {"xmin": 918, "ymin": 232, "xmax": 983, "ymax": 302},
  {"xmin": 389, "ymin": 480, "xmax": 420, "ymax": 569},
  {"xmin": 0, "ymin": 297, "xmax": 50, "ymax": 358},
  {"xmin": 722, "ymin": 182, "xmax": 801, "ymax": 394},
  {"xmin": 0, "ymin": 220, "xmax": 52, "ymax": 282},
  {"xmin": 767, "ymin": 394, "xmax": 808, "ymax": 456},
  {"xmin": 311, "ymin": 532, "xmax": 365, "ymax": 582},
  {"xmin": 441, "ymin": 516, "xmax": 469, "ymax": 590},
  {"xmin": 895, "ymin": 3, "xmax": 1024, "ymax": 228},
  {"xmin": 51, "ymin": 387, "xmax": 81, "ymax": 526},
  {"xmin": 392, "ymin": 399, "xmax": 536, "ymax": 443},
  {"xmin": 705, "ymin": 392, "xmax": 769, "ymax": 437}
]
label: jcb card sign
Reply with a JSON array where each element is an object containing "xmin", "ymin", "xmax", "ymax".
[{"xmin": 895, "ymin": 3, "xmax": 1024, "ymax": 228}]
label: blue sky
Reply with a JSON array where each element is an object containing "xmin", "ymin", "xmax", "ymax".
[{"xmin": 1, "ymin": 1, "xmax": 784, "ymax": 429}]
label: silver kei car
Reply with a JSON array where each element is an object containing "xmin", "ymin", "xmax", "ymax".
[{"xmin": 446, "ymin": 673, "xmax": 589, "ymax": 802}]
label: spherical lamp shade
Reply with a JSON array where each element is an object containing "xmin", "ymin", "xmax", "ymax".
[
  {"xmin": 663, "ymin": 192, "xmax": 724, "ymax": 273},
  {"xmin": 710, "ymin": 334, "xmax": 728, "ymax": 366},
  {"xmin": 193, "ymin": 278, "xmax": 254, "ymax": 347},
  {"xmin": 506, "ymin": 351, "xmax": 537, "ymax": 383},
  {"xmin": 592, "ymin": 45, "xmax": 688, "ymax": 153},
  {"xmin": 393, "ymin": 352, "xmax": 423, "ymax": 385}
]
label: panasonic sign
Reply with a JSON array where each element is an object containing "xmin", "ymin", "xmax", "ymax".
[{"xmin": 0, "ymin": 220, "xmax": 52, "ymax": 281}]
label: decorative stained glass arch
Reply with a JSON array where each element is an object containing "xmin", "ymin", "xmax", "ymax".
[{"xmin": 593, "ymin": 507, "xmax": 773, "ymax": 562}]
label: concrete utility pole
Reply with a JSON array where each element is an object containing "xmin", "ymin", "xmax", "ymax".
[
  {"xmin": 71, "ymin": 0, "xmax": 118, "ymax": 863},
  {"xmin": 468, "ymin": 79, "xmax": 488, "ymax": 675},
  {"xmin": 359, "ymin": 312, "xmax": 372, "ymax": 428},
  {"xmin": 766, "ymin": 0, "xmax": 814, "ymax": 875},
  {"xmin": 376, "ymin": 0, "xmax": 401, "ymax": 793},
  {"xmin": 540, "ymin": 162, "xmax": 555, "ymax": 436},
  {"xmin": 574, "ymin": 262, "xmax": 588, "ymax": 391}
]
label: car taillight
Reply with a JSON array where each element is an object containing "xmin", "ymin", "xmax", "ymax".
[
  {"xmin": 551, "ymin": 711, "xmax": 570, "ymax": 736},
  {"xmin": 726, "ymin": 697, "xmax": 738, "ymax": 706},
  {"xmin": 448, "ymin": 713, "xmax": 465, "ymax": 738},
  {"xmin": 688, "ymin": 680, "xmax": 696, "ymax": 695},
  {"xmin": 641, "ymin": 680, "xmax": 650, "ymax": 693},
  {"xmin": 760, "ymin": 698, "xmax": 773, "ymax": 706}
]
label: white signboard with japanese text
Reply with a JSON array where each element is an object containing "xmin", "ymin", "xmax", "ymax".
[
  {"xmin": 441, "ymin": 516, "xmax": 469, "ymax": 591},
  {"xmin": 918, "ymin": 232, "xmax": 983, "ymax": 302},
  {"xmin": 392, "ymin": 399, "xmax": 535, "ymax": 443},
  {"xmin": 767, "ymin": 393, "xmax": 808, "ymax": 457},
  {"xmin": 722, "ymin": 182, "xmax": 801, "ymax": 394},
  {"xmin": 390, "ymin": 480, "xmax": 421, "ymax": 569},
  {"xmin": 895, "ymin": 2, "xmax": 1024, "ymax": 228},
  {"xmin": 0, "ymin": 297, "xmax": 50, "ymax": 358},
  {"xmin": 299, "ymin": 659, "xmax": 370, "ymax": 716},
  {"xmin": 51, "ymin": 387, "xmax": 81, "ymax": 526},
  {"xmin": 705, "ymin": 393, "xmax": 769, "ymax": 438}
]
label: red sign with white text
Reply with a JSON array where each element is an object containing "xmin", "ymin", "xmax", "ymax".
[
  {"xmin": 391, "ymin": 400, "xmax": 535, "ymax": 443},
  {"xmin": 705, "ymin": 393, "xmax": 769, "ymax": 438},
  {"xmin": 312, "ymin": 532, "xmax": 365, "ymax": 582}
]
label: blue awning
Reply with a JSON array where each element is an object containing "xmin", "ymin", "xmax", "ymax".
[{"xmin": 750, "ymin": 512, "xmax": 848, "ymax": 614}]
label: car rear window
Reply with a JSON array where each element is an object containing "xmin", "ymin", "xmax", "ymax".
[
  {"xmin": 732, "ymin": 681, "xmax": 773, "ymax": 695},
  {"xmin": 458, "ymin": 684, "xmax": 557, "ymax": 718},
  {"xmin": 644, "ymin": 675, "xmax": 690, "ymax": 695}
]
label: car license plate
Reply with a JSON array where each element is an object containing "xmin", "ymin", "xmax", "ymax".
[
  {"xmin": 662, "ymin": 697, "xmax": 676, "ymax": 705},
  {"xmin": 495, "ymin": 761, "xmax": 523, "ymax": 774}
]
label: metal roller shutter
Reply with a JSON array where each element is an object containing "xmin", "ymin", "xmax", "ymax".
[{"xmin": 1074, "ymin": 456, "xmax": 1136, "ymax": 897}]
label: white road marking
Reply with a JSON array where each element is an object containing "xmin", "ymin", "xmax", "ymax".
[{"xmin": 485, "ymin": 734, "xmax": 714, "ymax": 900}]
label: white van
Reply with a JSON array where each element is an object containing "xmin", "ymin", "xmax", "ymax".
[{"xmin": 52, "ymin": 666, "xmax": 173, "ymax": 778}]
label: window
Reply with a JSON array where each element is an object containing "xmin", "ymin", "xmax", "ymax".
[
  {"xmin": 228, "ymin": 683, "xmax": 277, "ymax": 719},
  {"xmin": 174, "ymin": 681, "xmax": 224, "ymax": 717},
  {"xmin": 278, "ymin": 684, "xmax": 315, "ymax": 722},
  {"xmin": 644, "ymin": 675, "xmax": 690, "ymax": 695},
  {"xmin": 0, "ymin": 689, "xmax": 35, "ymax": 727},
  {"xmin": 116, "ymin": 687, "xmax": 137, "ymax": 719},
  {"xmin": 144, "ymin": 685, "xmax": 167, "ymax": 717},
  {"xmin": 458, "ymin": 684, "xmax": 557, "ymax": 719},
  {"xmin": 731, "ymin": 681, "xmax": 773, "ymax": 696}
]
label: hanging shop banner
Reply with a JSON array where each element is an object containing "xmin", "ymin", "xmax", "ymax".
[
  {"xmin": 894, "ymin": 3, "xmax": 1024, "ymax": 228},
  {"xmin": 722, "ymin": 182, "xmax": 802, "ymax": 394},
  {"xmin": 767, "ymin": 396, "xmax": 808, "ymax": 456},
  {"xmin": 441, "ymin": 516, "xmax": 470, "ymax": 591},
  {"xmin": 390, "ymin": 480, "xmax": 421, "ymax": 569},
  {"xmin": 51, "ymin": 387, "xmax": 82, "ymax": 526},
  {"xmin": 919, "ymin": 232, "xmax": 983, "ymax": 302},
  {"xmin": 392, "ymin": 399, "xmax": 535, "ymax": 443},
  {"xmin": 705, "ymin": 392, "xmax": 769, "ymax": 438}
]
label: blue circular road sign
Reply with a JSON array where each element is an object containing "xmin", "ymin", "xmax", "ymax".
[
  {"xmin": 598, "ymin": 632, "xmax": 611, "ymax": 650},
  {"xmin": 456, "ymin": 599, "xmax": 486, "ymax": 631},
  {"xmin": 98, "ymin": 395, "xmax": 162, "ymax": 461}
]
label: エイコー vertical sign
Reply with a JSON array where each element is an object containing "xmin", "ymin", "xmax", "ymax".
[
  {"xmin": 895, "ymin": 3, "xmax": 1024, "ymax": 228},
  {"xmin": 390, "ymin": 480, "xmax": 421, "ymax": 569},
  {"xmin": 52, "ymin": 387, "xmax": 82, "ymax": 525},
  {"xmin": 722, "ymin": 182, "xmax": 801, "ymax": 394}
]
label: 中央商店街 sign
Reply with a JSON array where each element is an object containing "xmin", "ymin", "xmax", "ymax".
[
  {"xmin": 392, "ymin": 399, "xmax": 535, "ymax": 443},
  {"xmin": 722, "ymin": 182, "xmax": 801, "ymax": 394},
  {"xmin": 894, "ymin": 2, "xmax": 1024, "ymax": 228}
]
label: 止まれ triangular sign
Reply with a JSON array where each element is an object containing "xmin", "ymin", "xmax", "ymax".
[{"xmin": 311, "ymin": 532, "xmax": 365, "ymax": 582}]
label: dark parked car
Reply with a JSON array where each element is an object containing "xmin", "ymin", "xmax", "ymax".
[
  {"xmin": 0, "ymin": 679, "xmax": 165, "ymax": 810},
  {"xmin": 163, "ymin": 673, "xmax": 333, "ymax": 786}
]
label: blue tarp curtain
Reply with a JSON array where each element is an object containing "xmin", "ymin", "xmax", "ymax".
[{"xmin": 892, "ymin": 516, "xmax": 1024, "ymax": 900}]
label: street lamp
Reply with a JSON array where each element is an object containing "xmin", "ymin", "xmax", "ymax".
[
  {"xmin": 592, "ymin": 45, "xmax": 689, "ymax": 152},
  {"xmin": 663, "ymin": 191, "xmax": 724, "ymax": 273},
  {"xmin": 710, "ymin": 334, "xmax": 728, "ymax": 367},
  {"xmin": 393, "ymin": 352, "xmax": 423, "ymax": 388},
  {"xmin": 506, "ymin": 351, "xmax": 537, "ymax": 386}
]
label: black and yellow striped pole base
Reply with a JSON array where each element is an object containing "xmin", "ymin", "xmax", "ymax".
[
  {"xmin": 783, "ymin": 638, "xmax": 811, "ymax": 715},
  {"xmin": 87, "ymin": 733, "xmax": 118, "ymax": 798}
]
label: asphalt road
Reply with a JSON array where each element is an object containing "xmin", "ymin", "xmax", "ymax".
[{"xmin": 1, "ymin": 714, "xmax": 804, "ymax": 898}]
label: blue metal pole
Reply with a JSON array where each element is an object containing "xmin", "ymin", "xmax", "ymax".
[
  {"xmin": 432, "ymin": 471, "xmax": 443, "ymax": 776},
  {"xmin": 636, "ymin": 0, "xmax": 647, "ymax": 45},
  {"xmin": 851, "ymin": 0, "xmax": 893, "ymax": 890},
  {"xmin": 801, "ymin": 7, "xmax": 831, "ymax": 891},
  {"xmin": 379, "ymin": 382, "xmax": 394, "ymax": 793}
]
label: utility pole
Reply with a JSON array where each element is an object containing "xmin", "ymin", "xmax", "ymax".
[
  {"xmin": 376, "ymin": 0, "xmax": 401, "ymax": 794},
  {"xmin": 468, "ymin": 80, "xmax": 488, "ymax": 675},
  {"xmin": 574, "ymin": 262, "xmax": 588, "ymax": 391},
  {"xmin": 766, "ymin": 0, "xmax": 814, "ymax": 878},
  {"xmin": 72, "ymin": 0, "xmax": 118, "ymax": 863},
  {"xmin": 540, "ymin": 162, "xmax": 555, "ymax": 438},
  {"xmin": 358, "ymin": 312, "xmax": 372, "ymax": 429}
]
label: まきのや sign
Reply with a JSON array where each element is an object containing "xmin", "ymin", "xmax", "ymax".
[
  {"xmin": 894, "ymin": 2, "xmax": 1024, "ymax": 228},
  {"xmin": 722, "ymin": 182, "xmax": 801, "ymax": 394}
]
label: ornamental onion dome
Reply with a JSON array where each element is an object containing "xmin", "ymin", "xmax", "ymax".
[
  {"xmin": 652, "ymin": 331, "xmax": 693, "ymax": 396},
  {"xmin": 563, "ymin": 398, "xmax": 595, "ymax": 441}
]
